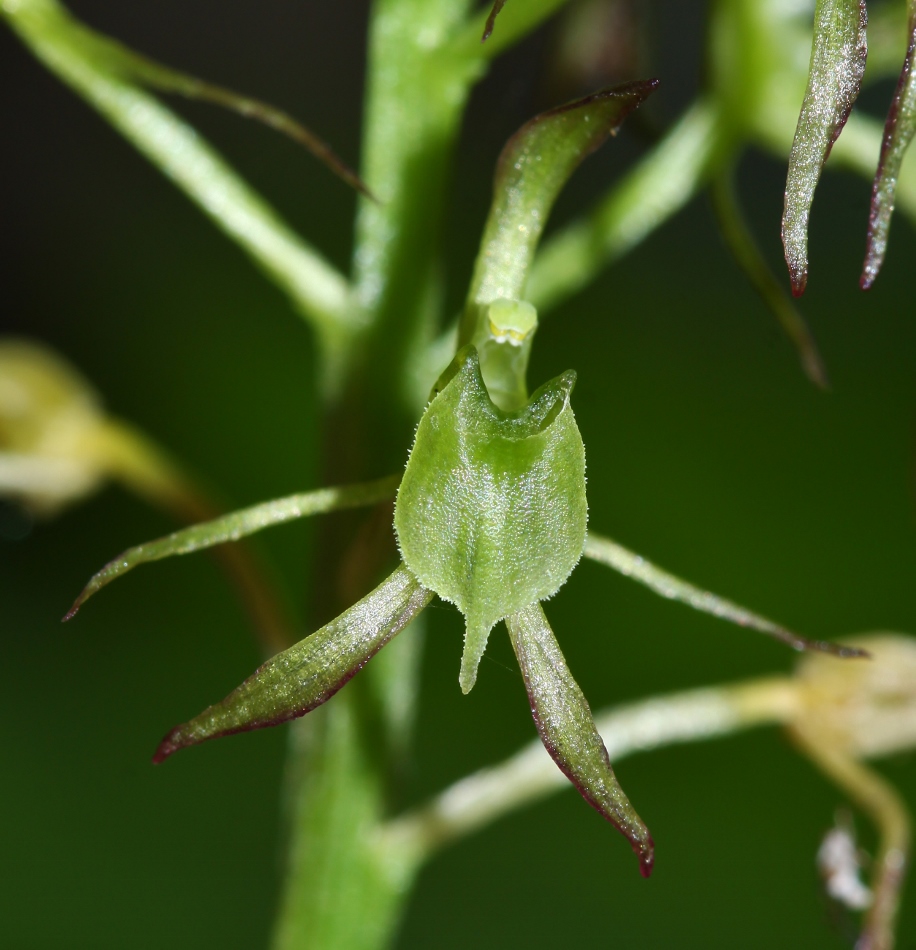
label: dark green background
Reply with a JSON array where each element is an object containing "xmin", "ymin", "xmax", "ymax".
[{"xmin": 2, "ymin": 2, "xmax": 916, "ymax": 947}]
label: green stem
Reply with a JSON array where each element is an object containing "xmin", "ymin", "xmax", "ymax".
[
  {"xmin": 271, "ymin": 0, "xmax": 510, "ymax": 946},
  {"xmin": 2, "ymin": 0, "xmax": 355, "ymax": 380},
  {"xmin": 351, "ymin": 0, "xmax": 483, "ymax": 414},
  {"xmin": 271, "ymin": 696, "xmax": 417, "ymax": 950}
]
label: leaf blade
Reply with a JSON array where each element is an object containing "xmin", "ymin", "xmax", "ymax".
[
  {"xmin": 65, "ymin": 475, "xmax": 400, "ymax": 619},
  {"xmin": 154, "ymin": 564, "xmax": 432, "ymax": 762},
  {"xmin": 782, "ymin": 0, "xmax": 867, "ymax": 295},
  {"xmin": 506, "ymin": 603, "xmax": 654, "ymax": 876}
]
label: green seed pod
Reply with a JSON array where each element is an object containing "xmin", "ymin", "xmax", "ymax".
[{"xmin": 394, "ymin": 345, "xmax": 587, "ymax": 693}]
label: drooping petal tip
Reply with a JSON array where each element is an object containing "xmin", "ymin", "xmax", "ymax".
[
  {"xmin": 636, "ymin": 834, "xmax": 655, "ymax": 878},
  {"xmin": 150, "ymin": 566, "xmax": 432, "ymax": 762},
  {"xmin": 506, "ymin": 604, "xmax": 654, "ymax": 876}
]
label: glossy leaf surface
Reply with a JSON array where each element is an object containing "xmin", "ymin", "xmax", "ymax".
[
  {"xmin": 862, "ymin": 4, "xmax": 916, "ymax": 288},
  {"xmin": 66, "ymin": 475, "xmax": 400, "ymax": 618},
  {"xmin": 394, "ymin": 347, "xmax": 587, "ymax": 693},
  {"xmin": 154, "ymin": 565, "xmax": 432, "ymax": 762},
  {"xmin": 506, "ymin": 603, "xmax": 654, "ymax": 876},
  {"xmin": 782, "ymin": 0, "xmax": 867, "ymax": 294},
  {"xmin": 584, "ymin": 533, "xmax": 867, "ymax": 658}
]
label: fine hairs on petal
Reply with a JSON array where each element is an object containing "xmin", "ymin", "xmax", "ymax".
[
  {"xmin": 506, "ymin": 603, "xmax": 654, "ymax": 876},
  {"xmin": 153, "ymin": 565, "xmax": 432, "ymax": 762}
]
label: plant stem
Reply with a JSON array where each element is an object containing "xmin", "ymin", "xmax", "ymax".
[
  {"xmin": 351, "ymin": 0, "xmax": 482, "ymax": 414},
  {"xmin": 271, "ymin": 695, "xmax": 417, "ymax": 950}
]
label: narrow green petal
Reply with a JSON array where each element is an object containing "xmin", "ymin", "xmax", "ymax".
[
  {"xmin": 862, "ymin": 4, "xmax": 916, "ymax": 289},
  {"xmin": 154, "ymin": 565, "xmax": 432, "ymax": 762},
  {"xmin": 460, "ymin": 79, "xmax": 658, "ymax": 349},
  {"xmin": 782, "ymin": 0, "xmax": 868, "ymax": 294},
  {"xmin": 584, "ymin": 533, "xmax": 867, "ymax": 659},
  {"xmin": 394, "ymin": 348, "xmax": 587, "ymax": 693},
  {"xmin": 505, "ymin": 603, "xmax": 654, "ymax": 876},
  {"xmin": 65, "ymin": 475, "xmax": 400, "ymax": 619}
]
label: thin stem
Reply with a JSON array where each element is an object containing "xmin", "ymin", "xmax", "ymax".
[
  {"xmin": 2, "ymin": 0, "xmax": 356, "ymax": 377},
  {"xmin": 792, "ymin": 737, "xmax": 911, "ymax": 950},
  {"xmin": 381, "ymin": 675, "xmax": 799, "ymax": 862},
  {"xmin": 350, "ymin": 0, "xmax": 483, "ymax": 416}
]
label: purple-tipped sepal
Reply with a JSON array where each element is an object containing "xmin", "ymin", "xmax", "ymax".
[
  {"xmin": 154, "ymin": 565, "xmax": 432, "ymax": 762},
  {"xmin": 505, "ymin": 603, "xmax": 654, "ymax": 877}
]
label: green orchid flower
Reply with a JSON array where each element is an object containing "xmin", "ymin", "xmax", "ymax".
[{"xmin": 64, "ymin": 77, "xmax": 864, "ymax": 880}]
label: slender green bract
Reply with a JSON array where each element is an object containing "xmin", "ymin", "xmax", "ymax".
[
  {"xmin": 394, "ymin": 347, "xmax": 587, "ymax": 693},
  {"xmin": 460, "ymin": 80, "xmax": 657, "ymax": 351},
  {"xmin": 505, "ymin": 603, "xmax": 654, "ymax": 876},
  {"xmin": 583, "ymin": 533, "xmax": 867, "ymax": 658},
  {"xmin": 782, "ymin": 0, "xmax": 867, "ymax": 295},
  {"xmin": 154, "ymin": 565, "xmax": 433, "ymax": 762},
  {"xmin": 65, "ymin": 475, "xmax": 401, "ymax": 619},
  {"xmin": 862, "ymin": 3, "xmax": 916, "ymax": 289}
]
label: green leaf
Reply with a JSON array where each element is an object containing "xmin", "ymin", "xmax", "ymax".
[
  {"xmin": 862, "ymin": 4, "xmax": 916, "ymax": 289},
  {"xmin": 154, "ymin": 564, "xmax": 432, "ymax": 762},
  {"xmin": 505, "ymin": 603, "xmax": 654, "ymax": 876},
  {"xmin": 65, "ymin": 475, "xmax": 400, "ymax": 619},
  {"xmin": 583, "ymin": 532, "xmax": 867, "ymax": 659},
  {"xmin": 782, "ymin": 0, "xmax": 868, "ymax": 295},
  {"xmin": 394, "ymin": 347, "xmax": 587, "ymax": 693},
  {"xmin": 460, "ymin": 79, "xmax": 658, "ymax": 351}
]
